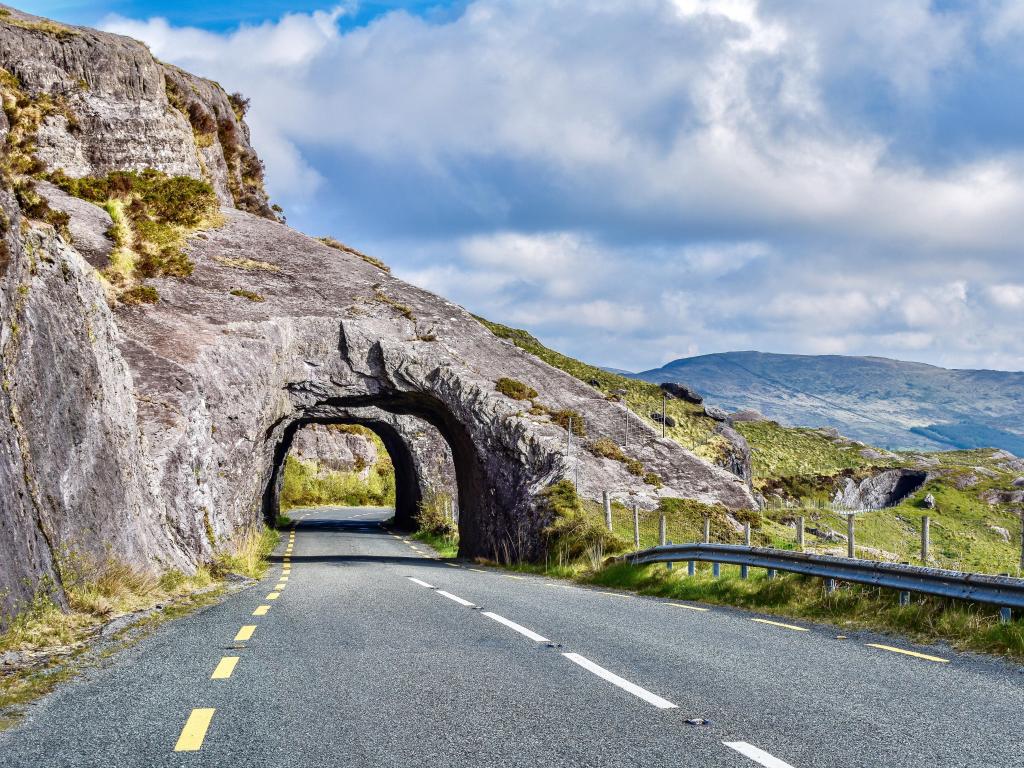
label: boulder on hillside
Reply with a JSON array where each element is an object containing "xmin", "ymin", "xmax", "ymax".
[
  {"xmin": 834, "ymin": 469, "xmax": 928, "ymax": 510},
  {"xmin": 923, "ymin": 493, "xmax": 936, "ymax": 509},
  {"xmin": 954, "ymin": 475, "xmax": 979, "ymax": 490},
  {"xmin": 714, "ymin": 424, "xmax": 752, "ymax": 484},
  {"xmin": 704, "ymin": 405, "xmax": 730, "ymax": 422},
  {"xmin": 1013, "ymin": 477, "xmax": 1024, "ymax": 488},
  {"xmin": 649, "ymin": 412, "xmax": 677, "ymax": 428},
  {"xmin": 659, "ymin": 382, "xmax": 703, "ymax": 404},
  {"xmin": 989, "ymin": 525, "xmax": 1012, "ymax": 542}
]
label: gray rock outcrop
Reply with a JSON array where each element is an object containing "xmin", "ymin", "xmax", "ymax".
[
  {"xmin": 833, "ymin": 470, "xmax": 928, "ymax": 510},
  {"xmin": 713, "ymin": 424, "xmax": 752, "ymax": 484},
  {"xmin": 0, "ymin": 8, "xmax": 755, "ymax": 623},
  {"xmin": 290, "ymin": 425, "xmax": 379, "ymax": 476},
  {"xmin": 659, "ymin": 382, "xmax": 702, "ymax": 404}
]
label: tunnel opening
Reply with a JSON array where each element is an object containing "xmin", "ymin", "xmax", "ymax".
[
  {"xmin": 264, "ymin": 416, "xmax": 424, "ymax": 531},
  {"xmin": 261, "ymin": 389, "xmax": 503, "ymax": 559}
]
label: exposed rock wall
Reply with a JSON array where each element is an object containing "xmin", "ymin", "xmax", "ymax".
[
  {"xmin": 0, "ymin": 7, "xmax": 754, "ymax": 623},
  {"xmin": 290, "ymin": 425, "xmax": 379, "ymax": 476},
  {"xmin": 0, "ymin": 5, "xmax": 274, "ymax": 217},
  {"xmin": 833, "ymin": 469, "xmax": 928, "ymax": 510}
]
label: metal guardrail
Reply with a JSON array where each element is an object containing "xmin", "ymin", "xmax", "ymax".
[{"xmin": 619, "ymin": 543, "xmax": 1024, "ymax": 611}]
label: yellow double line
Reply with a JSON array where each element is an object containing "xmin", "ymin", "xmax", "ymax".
[{"xmin": 174, "ymin": 524, "xmax": 296, "ymax": 752}]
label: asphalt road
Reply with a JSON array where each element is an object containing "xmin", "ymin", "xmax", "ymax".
[{"xmin": 3, "ymin": 506, "xmax": 1023, "ymax": 767}]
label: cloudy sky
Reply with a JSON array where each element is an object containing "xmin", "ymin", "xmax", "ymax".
[{"xmin": 24, "ymin": 0, "xmax": 1024, "ymax": 372}]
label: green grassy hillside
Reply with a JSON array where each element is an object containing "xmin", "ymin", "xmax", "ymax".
[{"xmin": 477, "ymin": 318, "xmax": 1024, "ymax": 576}]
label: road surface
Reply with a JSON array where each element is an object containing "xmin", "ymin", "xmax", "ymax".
[{"xmin": 2, "ymin": 506, "xmax": 1022, "ymax": 767}]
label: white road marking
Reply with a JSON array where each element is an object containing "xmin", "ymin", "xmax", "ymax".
[
  {"xmin": 408, "ymin": 577, "xmax": 434, "ymax": 588},
  {"xmin": 723, "ymin": 742, "xmax": 797, "ymax": 768},
  {"xmin": 436, "ymin": 590, "xmax": 475, "ymax": 607},
  {"xmin": 482, "ymin": 612, "xmax": 549, "ymax": 642},
  {"xmin": 561, "ymin": 653, "xmax": 677, "ymax": 709}
]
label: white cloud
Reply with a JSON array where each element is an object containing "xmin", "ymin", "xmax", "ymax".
[{"xmin": 100, "ymin": 1, "xmax": 1024, "ymax": 372}]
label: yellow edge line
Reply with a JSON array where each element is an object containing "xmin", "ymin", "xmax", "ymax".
[
  {"xmin": 751, "ymin": 618, "xmax": 808, "ymax": 632},
  {"xmin": 670, "ymin": 602, "xmax": 709, "ymax": 612},
  {"xmin": 174, "ymin": 708, "xmax": 215, "ymax": 751},
  {"xmin": 866, "ymin": 643, "xmax": 948, "ymax": 663}
]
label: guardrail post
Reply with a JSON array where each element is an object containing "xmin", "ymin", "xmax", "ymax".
[
  {"xmin": 797, "ymin": 516, "xmax": 804, "ymax": 552},
  {"xmin": 741, "ymin": 523, "xmax": 750, "ymax": 579},
  {"xmin": 847, "ymin": 513, "xmax": 855, "ymax": 559},
  {"xmin": 921, "ymin": 516, "xmax": 930, "ymax": 564},
  {"xmin": 659, "ymin": 512, "xmax": 666, "ymax": 547},
  {"xmin": 1019, "ymin": 510, "xmax": 1024, "ymax": 572},
  {"xmin": 712, "ymin": 562, "xmax": 720, "ymax": 578},
  {"xmin": 666, "ymin": 540, "xmax": 673, "ymax": 571},
  {"xmin": 1001, "ymin": 607, "xmax": 1013, "ymax": 624},
  {"xmin": 766, "ymin": 568, "xmax": 776, "ymax": 580},
  {"xmin": 825, "ymin": 578, "xmax": 836, "ymax": 593},
  {"xmin": 632, "ymin": 504, "xmax": 640, "ymax": 549},
  {"xmin": 687, "ymin": 560, "xmax": 695, "ymax": 577},
  {"xmin": 899, "ymin": 590, "xmax": 910, "ymax": 607}
]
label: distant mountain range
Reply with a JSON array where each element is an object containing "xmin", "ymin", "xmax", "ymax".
[{"xmin": 626, "ymin": 352, "xmax": 1024, "ymax": 455}]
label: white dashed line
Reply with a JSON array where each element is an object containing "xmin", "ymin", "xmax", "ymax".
[
  {"xmin": 562, "ymin": 653, "xmax": 676, "ymax": 709},
  {"xmin": 407, "ymin": 577, "xmax": 434, "ymax": 588},
  {"xmin": 482, "ymin": 612, "xmax": 549, "ymax": 642},
  {"xmin": 436, "ymin": 590, "xmax": 475, "ymax": 607},
  {"xmin": 724, "ymin": 742, "xmax": 797, "ymax": 768}
]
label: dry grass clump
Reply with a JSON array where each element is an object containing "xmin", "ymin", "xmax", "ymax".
[
  {"xmin": 496, "ymin": 377, "xmax": 538, "ymax": 401},
  {"xmin": 0, "ymin": 9, "xmax": 80, "ymax": 40},
  {"xmin": 213, "ymin": 255, "xmax": 281, "ymax": 272},
  {"xmin": 211, "ymin": 528, "xmax": 279, "ymax": 580},
  {"xmin": 50, "ymin": 169, "xmax": 221, "ymax": 304},
  {"xmin": 374, "ymin": 288, "xmax": 415, "ymax": 320},
  {"xmin": 230, "ymin": 288, "xmax": 264, "ymax": 302},
  {"xmin": 319, "ymin": 236, "xmax": 391, "ymax": 272}
]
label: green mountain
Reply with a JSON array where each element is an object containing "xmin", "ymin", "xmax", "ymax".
[{"xmin": 631, "ymin": 352, "xmax": 1024, "ymax": 455}]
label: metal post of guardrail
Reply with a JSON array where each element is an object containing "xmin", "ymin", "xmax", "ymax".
[
  {"xmin": 687, "ymin": 560, "xmax": 695, "ymax": 576},
  {"xmin": 1001, "ymin": 607, "xmax": 1013, "ymax": 624},
  {"xmin": 1019, "ymin": 510, "xmax": 1024, "ymax": 572},
  {"xmin": 632, "ymin": 504, "xmax": 640, "ymax": 549},
  {"xmin": 847, "ymin": 513, "xmax": 855, "ymax": 559},
  {"xmin": 797, "ymin": 516, "xmax": 804, "ymax": 552},
  {"xmin": 825, "ymin": 578, "xmax": 836, "ymax": 593},
  {"xmin": 667, "ymin": 540, "xmax": 673, "ymax": 571},
  {"xmin": 899, "ymin": 591, "xmax": 910, "ymax": 607},
  {"xmin": 741, "ymin": 523, "xmax": 750, "ymax": 579},
  {"xmin": 921, "ymin": 515, "xmax": 930, "ymax": 564},
  {"xmin": 712, "ymin": 562, "xmax": 720, "ymax": 578},
  {"xmin": 766, "ymin": 568, "xmax": 776, "ymax": 580},
  {"xmin": 603, "ymin": 491, "xmax": 612, "ymax": 532}
]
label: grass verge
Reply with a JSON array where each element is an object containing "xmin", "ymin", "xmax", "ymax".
[
  {"xmin": 490, "ymin": 556, "xmax": 1024, "ymax": 660},
  {"xmin": 0, "ymin": 526, "xmax": 280, "ymax": 729}
]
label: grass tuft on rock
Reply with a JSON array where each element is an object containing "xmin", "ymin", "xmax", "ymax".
[
  {"xmin": 319, "ymin": 236, "xmax": 390, "ymax": 272},
  {"xmin": 50, "ymin": 169, "xmax": 221, "ymax": 305},
  {"xmin": 496, "ymin": 377, "xmax": 538, "ymax": 401},
  {"xmin": 230, "ymin": 288, "xmax": 264, "ymax": 302}
]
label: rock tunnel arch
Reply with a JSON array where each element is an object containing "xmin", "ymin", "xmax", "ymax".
[{"xmin": 261, "ymin": 391, "xmax": 506, "ymax": 558}]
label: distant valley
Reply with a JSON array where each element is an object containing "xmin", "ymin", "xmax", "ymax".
[{"xmin": 627, "ymin": 352, "xmax": 1024, "ymax": 455}]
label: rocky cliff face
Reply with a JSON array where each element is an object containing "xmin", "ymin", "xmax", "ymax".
[
  {"xmin": 0, "ymin": 6, "xmax": 753, "ymax": 623},
  {"xmin": 0, "ymin": 5, "xmax": 274, "ymax": 217},
  {"xmin": 291, "ymin": 425, "xmax": 381, "ymax": 476}
]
